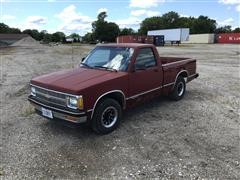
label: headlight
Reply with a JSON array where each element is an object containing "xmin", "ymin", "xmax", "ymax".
[
  {"xmin": 67, "ymin": 96, "xmax": 84, "ymax": 110},
  {"xmin": 31, "ymin": 86, "xmax": 36, "ymax": 96}
]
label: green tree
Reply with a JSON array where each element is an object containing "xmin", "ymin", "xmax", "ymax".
[
  {"xmin": 69, "ymin": 33, "xmax": 80, "ymax": 39},
  {"xmin": 215, "ymin": 26, "xmax": 232, "ymax": 33},
  {"xmin": 10, "ymin": 27, "xmax": 21, "ymax": 33},
  {"xmin": 191, "ymin": 16, "xmax": 216, "ymax": 34},
  {"xmin": 161, "ymin": 11, "xmax": 181, "ymax": 29},
  {"xmin": 0, "ymin": 23, "xmax": 21, "ymax": 33},
  {"xmin": 69, "ymin": 33, "xmax": 81, "ymax": 42},
  {"xmin": 138, "ymin": 12, "xmax": 217, "ymax": 34},
  {"xmin": 31, "ymin": 29, "xmax": 41, "ymax": 40},
  {"xmin": 138, "ymin": 16, "xmax": 162, "ymax": 35},
  {"xmin": 22, "ymin": 29, "xmax": 42, "ymax": 40},
  {"xmin": 104, "ymin": 22, "xmax": 120, "ymax": 42},
  {"xmin": 233, "ymin": 27, "xmax": 240, "ymax": 33},
  {"xmin": 51, "ymin": 32, "xmax": 66, "ymax": 42},
  {"xmin": 92, "ymin": 12, "xmax": 107, "ymax": 42},
  {"xmin": 92, "ymin": 12, "xmax": 120, "ymax": 42},
  {"xmin": 42, "ymin": 33, "xmax": 52, "ymax": 43},
  {"xmin": 119, "ymin": 28, "xmax": 135, "ymax": 35},
  {"xmin": 0, "ymin": 23, "xmax": 10, "ymax": 33},
  {"xmin": 139, "ymin": 12, "xmax": 182, "ymax": 34},
  {"xmin": 178, "ymin": 17, "xmax": 195, "ymax": 29},
  {"xmin": 39, "ymin": 30, "xmax": 47, "ymax": 40},
  {"xmin": 97, "ymin": 11, "xmax": 107, "ymax": 21},
  {"xmin": 82, "ymin": 32, "xmax": 95, "ymax": 43}
]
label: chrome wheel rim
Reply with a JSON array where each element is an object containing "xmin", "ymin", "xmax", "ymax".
[
  {"xmin": 101, "ymin": 106, "xmax": 118, "ymax": 128},
  {"xmin": 177, "ymin": 82, "xmax": 184, "ymax": 96}
]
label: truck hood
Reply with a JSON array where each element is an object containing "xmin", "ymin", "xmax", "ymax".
[{"xmin": 31, "ymin": 67, "xmax": 126, "ymax": 94}]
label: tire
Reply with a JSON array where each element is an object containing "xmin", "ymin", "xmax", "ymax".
[
  {"xmin": 91, "ymin": 98, "xmax": 122, "ymax": 134},
  {"xmin": 169, "ymin": 76, "xmax": 186, "ymax": 101}
]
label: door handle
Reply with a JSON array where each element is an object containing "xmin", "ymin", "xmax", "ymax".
[{"xmin": 153, "ymin": 69, "xmax": 159, "ymax": 72}]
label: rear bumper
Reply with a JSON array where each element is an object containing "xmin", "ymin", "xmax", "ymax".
[
  {"xmin": 28, "ymin": 96, "xmax": 88, "ymax": 124},
  {"xmin": 187, "ymin": 73, "xmax": 199, "ymax": 82}
]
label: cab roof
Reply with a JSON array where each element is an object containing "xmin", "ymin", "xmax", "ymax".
[{"xmin": 97, "ymin": 43, "xmax": 155, "ymax": 49}]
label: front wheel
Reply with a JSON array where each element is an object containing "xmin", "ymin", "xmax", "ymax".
[
  {"xmin": 91, "ymin": 98, "xmax": 122, "ymax": 134},
  {"xmin": 169, "ymin": 76, "xmax": 186, "ymax": 101}
]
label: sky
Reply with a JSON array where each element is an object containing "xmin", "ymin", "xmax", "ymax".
[{"xmin": 0, "ymin": 0, "xmax": 239, "ymax": 35}]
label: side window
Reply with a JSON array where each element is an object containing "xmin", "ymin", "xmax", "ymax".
[{"xmin": 135, "ymin": 48, "xmax": 157, "ymax": 68}]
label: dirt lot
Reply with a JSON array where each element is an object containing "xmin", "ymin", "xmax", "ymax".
[{"xmin": 1, "ymin": 43, "xmax": 239, "ymax": 179}]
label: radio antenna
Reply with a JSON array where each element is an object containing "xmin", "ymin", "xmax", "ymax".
[{"xmin": 71, "ymin": 40, "xmax": 74, "ymax": 68}]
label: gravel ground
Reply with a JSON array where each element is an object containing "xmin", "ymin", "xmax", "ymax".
[{"xmin": 0, "ymin": 43, "xmax": 239, "ymax": 179}]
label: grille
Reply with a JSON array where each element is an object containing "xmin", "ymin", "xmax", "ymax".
[{"xmin": 34, "ymin": 86, "xmax": 67, "ymax": 107}]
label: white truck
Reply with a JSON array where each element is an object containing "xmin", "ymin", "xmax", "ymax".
[{"xmin": 147, "ymin": 28, "xmax": 190, "ymax": 45}]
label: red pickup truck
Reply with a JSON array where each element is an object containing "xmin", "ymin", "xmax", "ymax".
[{"xmin": 28, "ymin": 43, "xmax": 198, "ymax": 134}]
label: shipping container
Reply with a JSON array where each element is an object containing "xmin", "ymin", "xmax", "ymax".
[
  {"xmin": 144, "ymin": 36, "xmax": 154, "ymax": 44},
  {"xmin": 116, "ymin": 35, "xmax": 154, "ymax": 44},
  {"xmin": 147, "ymin": 28, "xmax": 189, "ymax": 43},
  {"xmin": 116, "ymin": 35, "xmax": 138, "ymax": 43},
  {"xmin": 217, "ymin": 33, "xmax": 240, "ymax": 44},
  {"xmin": 138, "ymin": 36, "xmax": 144, "ymax": 43},
  {"xmin": 154, "ymin": 35, "xmax": 165, "ymax": 46},
  {"xmin": 132, "ymin": 36, "xmax": 138, "ymax": 43},
  {"xmin": 182, "ymin": 34, "xmax": 214, "ymax": 44}
]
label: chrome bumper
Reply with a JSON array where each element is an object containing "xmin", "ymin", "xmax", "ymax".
[{"xmin": 29, "ymin": 97, "xmax": 87, "ymax": 124}]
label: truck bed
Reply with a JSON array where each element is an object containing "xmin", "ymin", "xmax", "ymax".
[
  {"xmin": 160, "ymin": 56, "xmax": 197, "ymax": 87},
  {"xmin": 160, "ymin": 57, "xmax": 191, "ymax": 65}
]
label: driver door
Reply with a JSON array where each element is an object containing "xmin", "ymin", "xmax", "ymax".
[{"xmin": 128, "ymin": 47, "xmax": 162, "ymax": 101}]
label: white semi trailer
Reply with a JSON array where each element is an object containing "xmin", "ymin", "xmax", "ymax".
[{"xmin": 147, "ymin": 28, "xmax": 190, "ymax": 45}]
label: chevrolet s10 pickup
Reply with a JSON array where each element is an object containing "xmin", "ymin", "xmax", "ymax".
[{"xmin": 28, "ymin": 43, "xmax": 198, "ymax": 134}]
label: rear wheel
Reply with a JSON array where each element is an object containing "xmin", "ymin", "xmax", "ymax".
[
  {"xmin": 169, "ymin": 76, "xmax": 186, "ymax": 101},
  {"xmin": 91, "ymin": 98, "xmax": 122, "ymax": 134}
]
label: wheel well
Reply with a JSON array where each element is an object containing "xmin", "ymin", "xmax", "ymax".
[
  {"xmin": 172, "ymin": 70, "xmax": 188, "ymax": 90},
  {"xmin": 91, "ymin": 91, "xmax": 125, "ymax": 119},
  {"xmin": 103, "ymin": 92, "xmax": 125, "ymax": 108},
  {"xmin": 178, "ymin": 71, "xmax": 188, "ymax": 78},
  {"xmin": 95, "ymin": 92, "xmax": 125, "ymax": 110}
]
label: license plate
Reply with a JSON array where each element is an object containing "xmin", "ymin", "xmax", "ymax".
[{"xmin": 41, "ymin": 107, "xmax": 53, "ymax": 119}]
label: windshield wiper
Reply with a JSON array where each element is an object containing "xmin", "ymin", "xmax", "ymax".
[
  {"xmin": 80, "ymin": 62, "xmax": 93, "ymax": 69},
  {"xmin": 94, "ymin": 66, "xmax": 118, "ymax": 72}
]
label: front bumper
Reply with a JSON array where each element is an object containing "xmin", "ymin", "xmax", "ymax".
[{"xmin": 28, "ymin": 96, "xmax": 88, "ymax": 123}]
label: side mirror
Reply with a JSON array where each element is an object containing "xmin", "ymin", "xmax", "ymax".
[{"xmin": 134, "ymin": 64, "xmax": 146, "ymax": 71}]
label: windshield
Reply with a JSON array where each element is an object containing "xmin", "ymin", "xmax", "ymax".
[{"xmin": 81, "ymin": 46, "xmax": 134, "ymax": 71}]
